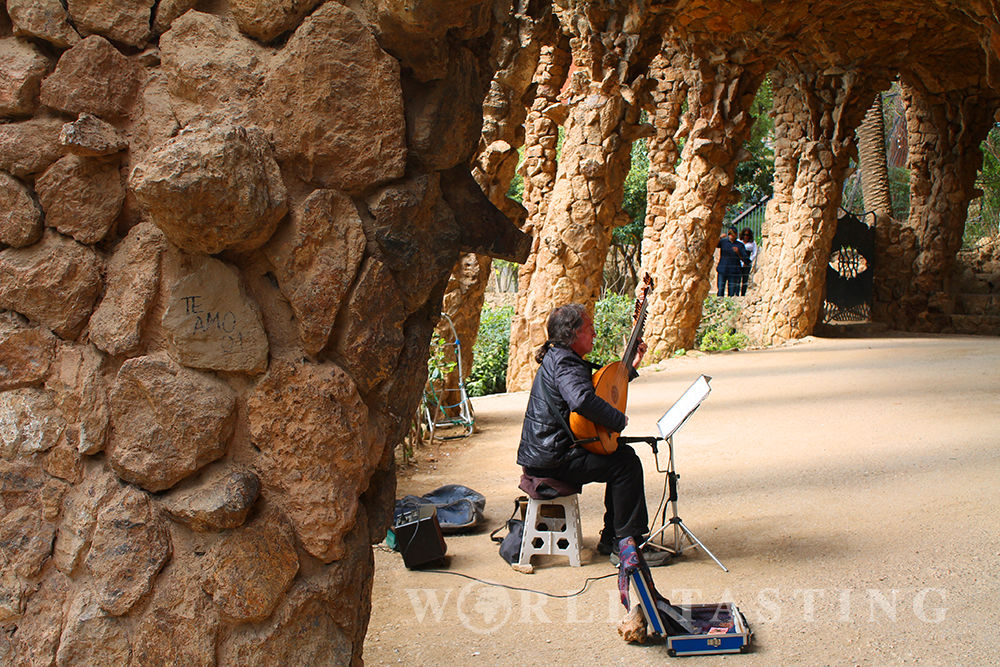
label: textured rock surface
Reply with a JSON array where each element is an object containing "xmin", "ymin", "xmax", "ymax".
[
  {"xmin": 130, "ymin": 123, "xmax": 287, "ymax": 255},
  {"xmin": 0, "ymin": 171, "xmax": 43, "ymax": 248},
  {"xmin": 158, "ymin": 11, "xmax": 265, "ymax": 123},
  {"xmin": 332, "ymin": 258, "xmax": 408, "ymax": 395},
  {"xmin": 35, "ymin": 154, "xmax": 124, "ymax": 244},
  {"xmin": 247, "ymin": 359, "xmax": 385, "ymax": 562},
  {"xmin": 0, "ymin": 115, "xmax": 66, "ymax": 178},
  {"xmin": 108, "ymin": 354, "xmax": 237, "ymax": 492},
  {"xmin": 162, "ymin": 469, "xmax": 260, "ymax": 532},
  {"xmin": 55, "ymin": 588, "xmax": 131, "ymax": 664},
  {"xmin": 0, "ymin": 230, "xmax": 103, "ymax": 340},
  {"xmin": 44, "ymin": 344, "xmax": 110, "ymax": 456},
  {"xmin": 261, "ymin": 2, "xmax": 406, "ymax": 192},
  {"xmin": 85, "ymin": 483, "xmax": 170, "ymax": 615},
  {"xmin": 0, "ymin": 313, "xmax": 56, "ymax": 390},
  {"xmin": 130, "ymin": 575, "xmax": 219, "ymax": 667},
  {"xmin": 0, "ymin": 388, "xmax": 65, "ymax": 460},
  {"xmin": 161, "ymin": 255, "xmax": 269, "ymax": 373},
  {"xmin": 59, "ymin": 113, "xmax": 127, "ymax": 157},
  {"xmin": 39, "ymin": 35, "xmax": 140, "ymax": 120},
  {"xmin": 66, "ymin": 0, "xmax": 155, "ymax": 48},
  {"xmin": 202, "ymin": 507, "xmax": 298, "ymax": 622},
  {"xmin": 7, "ymin": 0, "xmax": 81, "ymax": 48},
  {"xmin": 89, "ymin": 223, "xmax": 165, "ymax": 357},
  {"xmin": 0, "ymin": 37, "xmax": 51, "ymax": 118},
  {"xmin": 264, "ymin": 189, "xmax": 366, "ymax": 356},
  {"xmin": 229, "ymin": 0, "xmax": 323, "ymax": 42}
]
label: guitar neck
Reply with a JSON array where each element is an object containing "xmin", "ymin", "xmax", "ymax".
[{"xmin": 621, "ymin": 299, "xmax": 648, "ymax": 369}]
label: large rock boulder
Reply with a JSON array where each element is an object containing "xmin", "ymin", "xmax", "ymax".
[
  {"xmin": 331, "ymin": 258, "xmax": 408, "ymax": 395},
  {"xmin": 161, "ymin": 469, "xmax": 260, "ymax": 532},
  {"xmin": 0, "ymin": 171, "xmax": 43, "ymax": 248},
  {"xmin": 0, "ymin": 37, "xmax": 51, "ymax": 118},
  {"xmin": 85, "ymin": 484, "xmax": 170, "ymax": 615},
  {"xmin": 261, "ymin": 2, "xmax": 406, "ymax": 192},
  {"xmin": 366, "ymin": 173, "xmax": 461, "ymax": 312},
  {"xmin": 66, "ymin": 0, "xmax": 155, "ymax": 48},
  {"xmin": 39, "ymin": 35, "xmax": 140, "ymax": 121},
  {"xmin": 158, "ymin": 11, "xmax": 265, "ymax": 124},
  {"xmin": 0, "ymin": 230, "xmax": 103, "ymax": 340},
  {"xmin": 129, "ymin": 123, "xmax": 287, "ymax": 255},
  {"xmin": 35, "ymin": 154, "xmax": 124, "ymax": 244},
  {"xmin": 108, "ymin": 354, "xmax": 237, "ymax": 492},
  {"xmin": 89, "ymin": 223, "xmax": 165, "ymax": 358},
  {"xmin": 247, "ymin": 359, "xmax": 385, "ymax": 563},
  {"xmin": 7, "ymin": 0, "xmax": 81, "ymax": 48},
  {"xmin": 0, "ymin": 504, "xmax": 56, "ymax": 578},
  {"xmin": 59, "ymin": 113, "xmax": 128, "ymax": 157},
  {"xmin": 264, "ymin": 189, "xmax": 366, "ymax": 356},
  {"xmin": 161, "ymin": 254, "xmax": 269, "ymax": 374}
]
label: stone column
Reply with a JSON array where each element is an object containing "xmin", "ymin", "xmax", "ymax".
[
  {"xmin": 434, "ymin": 2, "xmax": 558, "ymax": 414},
  {"xmin": 872, "ymin": 80, "xmax": 996, "ymax": 330},
  {"xmin": 743, "ymin": 67, "xmax": 875, "ymax": 344},
  {"xmin": 506, "ymin": 2, "xmax": 648, "ymax": 390},
  {"xmin": 641, "ymin": 41, "xmax": 765, "ymax": 360},
  {"xmin": 0, "ymin": 4, "xmax": 528, "ymax": 666}
]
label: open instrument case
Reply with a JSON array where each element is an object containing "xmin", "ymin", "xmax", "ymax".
[{"xmin": 629, "ymin": 570, "xmax": 752, "ymax": 656}]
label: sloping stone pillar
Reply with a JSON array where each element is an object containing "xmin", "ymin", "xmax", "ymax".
[
  {"xmin": 0, "ymin": 4, "xmax": 528, "ymax": 666},
  {"xmin": 435, "ymin": 3, "xmax": 558, "ymax": 413},
  {"xmin": 506, "ymin": 2, "xmax": 648, "ymax": 391},
  {"xmin": 743, "ymin": 67, "xmax": 876, "ymax": 344},
  {"xmin": 641, "ymin": 41, "xmax": 765, "ymax": 360},
  {"xmin": 872, "ymin": 80, "xmax": 996, "ymax": 330}
]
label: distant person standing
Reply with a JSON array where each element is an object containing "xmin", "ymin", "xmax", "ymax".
[
  {"xmin": 716, "ymin": 226, "xmax": 747, "ymax": 297},
  {"xmin": 739, "ymin": 228, "xmax": 758, "ymax": 296}
]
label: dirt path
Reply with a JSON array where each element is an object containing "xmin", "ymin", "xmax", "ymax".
[{"xmin": 365, "ymin": 334, "xmax": 1000, "ymax": 667}]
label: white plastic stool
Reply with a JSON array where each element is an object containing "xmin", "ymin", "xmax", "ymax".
[{"xmin": 518, "ymin": 494, "xmax": 583, "ymax": 567}]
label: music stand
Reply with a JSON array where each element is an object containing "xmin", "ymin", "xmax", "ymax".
[{"xmin": 644, "ymin": 375, "xmax": 728, "ymax": 572}]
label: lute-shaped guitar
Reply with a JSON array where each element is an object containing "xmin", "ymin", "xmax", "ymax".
[{"xmin": 569, "ymin": 273, "xmax": 654, "ymax": 455}]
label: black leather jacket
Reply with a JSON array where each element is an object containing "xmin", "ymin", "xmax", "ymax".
[{"xmin": 516, "ymin": 345, "xmax": 629, "ymax": 469}]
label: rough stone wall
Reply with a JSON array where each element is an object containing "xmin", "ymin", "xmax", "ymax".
[
  {"xmin": 507, "ymin": 1, "xmax": 649, "ymax": 390},
  {"xmin": 872, "ymin": 79, "xmax": 997, "ymax": 330},
  {"xmin": 742, "ymin": 66, "xmax": 878, "ymax": 344},
  {"xmin": 640, "ymin": 40, "xmax": 765, "ymax": 360},
  {"xmin": 0, "ymin": 2, "xmax": 526, "ymax": 665}
]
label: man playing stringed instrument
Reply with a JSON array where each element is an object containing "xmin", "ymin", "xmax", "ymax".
[{"xmin": 516, "ymin": 302, "xmax": 653, "ymax": 561}]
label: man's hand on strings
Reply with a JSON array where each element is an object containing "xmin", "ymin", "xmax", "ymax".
[{"xmin": 633, "ymin": 339, "xmax": 647, "ymax": 369}]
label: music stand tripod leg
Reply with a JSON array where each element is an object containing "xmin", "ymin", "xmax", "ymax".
[{"xmin": 642, "ymin": 435, "xmax": 728, "ymax": 572}]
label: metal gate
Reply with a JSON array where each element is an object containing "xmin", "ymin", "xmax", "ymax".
[{"xmin": 822, "ymin": 210, "xmax": 875, "ymax": 323}]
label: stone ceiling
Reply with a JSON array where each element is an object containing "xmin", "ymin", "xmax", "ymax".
[{"xmin": 628, "ymin": 0, "xmax": 997, "ymax": 92}]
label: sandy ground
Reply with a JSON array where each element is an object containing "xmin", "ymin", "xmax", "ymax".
[{"xmin": 365, "ymin": 334, "xmax": 1000, "ymax": 667}]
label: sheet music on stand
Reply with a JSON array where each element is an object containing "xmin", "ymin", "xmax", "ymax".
[{"xmin": 657, "ymin": 375, "xmax": 712, "ymax": 440}]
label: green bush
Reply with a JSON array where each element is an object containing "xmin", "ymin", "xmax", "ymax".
[
  {"xmin": 696, "ymin": 296, "xmax": 749, "ymax": 352},
  {"xmin": 466, "ymin": 304, "xmax": 513, "ymax": 397},
  {"xmin": 589, "ymin": 295, "xmax": 635, "ymax": 367}
]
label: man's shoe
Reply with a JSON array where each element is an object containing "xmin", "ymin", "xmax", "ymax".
[
  {"xmin": 597, "ymin": 540, "xmax": 615, "ymax": 556},
  {"xmin": 610, "ymin": 540, "xmax": 673, "ymax": 567}
]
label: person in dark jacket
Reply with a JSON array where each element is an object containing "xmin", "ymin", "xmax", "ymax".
[
  {"xmin": 516, "ymin": 303, "xmax": 649, "ymax": 557},
  {"xmin": 716, "ymin": 226, "xmax": 748, "ymax": 297}
]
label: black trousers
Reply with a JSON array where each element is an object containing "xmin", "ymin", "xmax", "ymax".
[{"xmin": 525, "ymin": 444, "xmax": 649, "ymax": 541}]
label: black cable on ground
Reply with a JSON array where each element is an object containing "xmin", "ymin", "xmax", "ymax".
[{"xmin": 418, "ymin": 568, "xmax": 618, "ymax": 599}]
